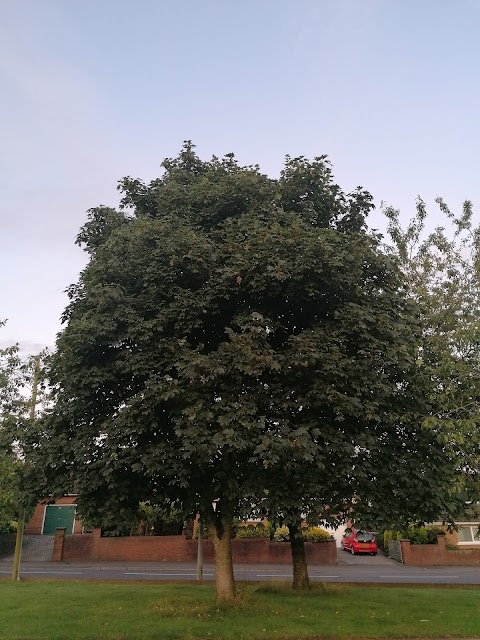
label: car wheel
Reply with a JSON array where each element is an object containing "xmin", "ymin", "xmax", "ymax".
[
  {"xmin": 351, "ymin": 547, "xmax": 355, "ymax": 555},
  {"xmin": 371, "ymin": 552, "xmax": 377, "ymax": 556}
]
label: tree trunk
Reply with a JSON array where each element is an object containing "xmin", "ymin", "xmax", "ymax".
[
  {"xmin": 289, "ymin": 519, "xmax": 310, "ymax": 590},
  {"xmin": 207, "ymin": 516, "xmax": 236, "ymax": 602}
]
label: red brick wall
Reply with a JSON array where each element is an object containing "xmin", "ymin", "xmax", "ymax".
[
  {"xmin": 59, "ymin": 530, "xmax": 337, "ymax": 565},
  {"xmin": 63, "ymin": 532, "xmax": 95, "ymax": 560},
  {"xmin": 52, "ymin": 529, "xmax": 66, "ymax": 561},
  {"xmin": 69, "ymin": 530, "xmax": 196, "ymax": 563},
  {"xmin": 25, "ymin": 497, "xmax": 82, "ymax": 535},
  {"xmin": 400, "ymin": 536, "xmax": 480, "ymax": 566},
  {"xmin": 24, "ymin": 503, "xmax": 46, "ymax": 535}
]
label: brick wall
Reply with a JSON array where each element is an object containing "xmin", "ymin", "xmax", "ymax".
[
  {"xmin": 400, "ymin": 535, "xmax": 480, "ymax": 566},
  {"xmin": 65, "ymin": 529, "xmax": 196, "ymax": 563},
  {"xmin": 58, "ymin": 529, "xmax": 337, "ymax": 565},
  {"xmin": 24, "ymin": 502, "xmax": 45, "ymax": 535},
  {"xmin": 63, "ymin": 531, "xmax": 95, "ymax": 560}
]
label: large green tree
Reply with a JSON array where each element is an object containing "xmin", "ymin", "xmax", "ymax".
[
  {"xmin": 41, "ymin": 144, "xmax": 448, "ymax": 600},
  {"xmin": 380, "ymin": 199, "xmax": 480, "ymax": 513}
]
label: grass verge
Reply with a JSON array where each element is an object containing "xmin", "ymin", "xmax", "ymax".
[{"xmin": 0, "ymin": 580, "xmax": 479, "ymax": 639}]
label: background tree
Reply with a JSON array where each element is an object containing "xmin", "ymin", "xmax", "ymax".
[
  {"xmin": 0, "ymin": 324, "xmax": 49, "ymax": 532},
  {"xmin": 0, "ymin": 327, "xmax": 26, "ymax": 532},
  {"xmin": 0, "ymin": 454, "xmax": 20, "ymax": 533},
  {"xmin": 40, "ymin": 144, "xmax": 449, "ymax": 600},
  {"xmin": 380, "ymin": 199, "xmax": 480, "ymax": 514},
  {"xmin": 0, "ymin": 325, "xmax": 25, "ymax": 446}
]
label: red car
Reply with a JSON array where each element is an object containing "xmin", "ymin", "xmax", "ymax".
[{"xmin": 341, "ymin": 528, "xmax": 377, "ymax": 555}]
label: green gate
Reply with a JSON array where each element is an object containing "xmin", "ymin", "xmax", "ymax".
[{"xmin": 42, "ymin": 505, "xmax": 76, "ymax": 535}]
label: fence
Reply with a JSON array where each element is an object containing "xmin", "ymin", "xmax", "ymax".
[
  {"xmin": 0, "ymin": 535, "xmax": 16, "ymax": 559},
  {"xmin": 0, "ymin": 534, "xmax": 55, "ymax": 561}
]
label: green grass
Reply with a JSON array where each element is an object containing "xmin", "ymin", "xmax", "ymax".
[{"xmin": 0, "ymin": 580, "xmax": 479, "ymax": 640}]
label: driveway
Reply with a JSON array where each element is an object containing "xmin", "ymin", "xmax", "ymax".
[{"xmin": 337, "ymin": 547, "xmax": 396, "ymax": 565}]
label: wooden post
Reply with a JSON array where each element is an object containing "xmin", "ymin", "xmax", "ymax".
[
  {"xmin": 11, "ymin": 508, "xmax": 25, "ymax": 581},
  {"xmin": 196, "ymin": 516, "xmax": 203, "ymax": 580}
]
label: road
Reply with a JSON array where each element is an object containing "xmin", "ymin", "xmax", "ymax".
[{"xmin": 1, "ymin": 559, "xmax": 480, "ymax": 584}]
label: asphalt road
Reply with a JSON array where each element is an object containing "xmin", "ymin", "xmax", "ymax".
[{"xmin": 1, "ymin": 559, "xmax": 480, "ymax": 584}]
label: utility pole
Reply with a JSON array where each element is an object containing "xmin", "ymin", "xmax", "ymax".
[
  {"xmin": 12, "ymin": 355, "xmax": 40, "ymax": 582},
  {"xmin": 196, "ymin": 516, "xmax": 203, "ymax": 581}
]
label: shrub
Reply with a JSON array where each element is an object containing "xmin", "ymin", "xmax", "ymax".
[
  {"xmin": 425, "ymin": 526, "xmax": 446, "ymax": 543},
  {"xmin": 303, "ymin": 526, "xmax": 332, "ymax": 543},
  {"xmin": 380, "ymin": 525, "xmax": 446, "ymax": 547},
  {"xmin": 406, "ymin": 526, "xmax": 429, "ymax": 545},
  {"xmin": 383, "ymin": 530, "xmax": 392, "ymax": 550},
  {"xmin": 0, "ymin": 521, "xmax": 16, "ymax": 534},
  {"xmin": 235, "ymin": 525, "xmax": 269, "ymax": 539},
  {"xmin": 271, "ymin": 525, "xmax": 333, "ymax": 543},
  {"xmin": 273, "ymin": 525, "xmax": 290, "ymax": 542},
  {"xmin": 399, "ymin": 525, "xmax": 446, "ymax": 545}
]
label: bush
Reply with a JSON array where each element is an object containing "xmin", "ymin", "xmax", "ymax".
[
  {"xmin": 0, "ymin": 521, "xmax": 16, "ymax": 534},
  {"xmin": 271, "ymin": 525, "xmax": 333, "ymax": 543},
  {"xmin": 424, "ymin": 526, "xmax": 446, "ymax": 544},
  {"xmin": 380, "ymin": 525, "xmax": 446, "ymax": 548},
  {"xmin": 273, "ymin": 525, "xmax": 290, "ymax": 542},
  {"xmin": 406, "ymin": 526, "xmax": 429, "ymax": 545},
  {"xmin": 235, "ymin": 524, "xmax": 269, "ymax": 539},
  {"xmin": 406, "ymin": 525, "xmax": 440, "ymax": 545},
  {"xmin": 381, "ymin": 530, "xmax": 389, "ymax": 547},
  {"xmin": 303, "ymin": 526, "xmax": 332, "ymax": 543}
]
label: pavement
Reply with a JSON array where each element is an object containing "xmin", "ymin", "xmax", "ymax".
[{"xmin": 2, "ymin": 557, "xmax": 480, "ymax": 584}]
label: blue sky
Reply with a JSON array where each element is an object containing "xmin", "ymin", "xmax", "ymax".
[{"xmin": 1, "ymin": 0, "xmax": 479, "ymax": 350}]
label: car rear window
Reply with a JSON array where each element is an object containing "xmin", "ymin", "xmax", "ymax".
[{"xmin": 356, "ymin": 531, "xmax": 375, "ymax": 542}]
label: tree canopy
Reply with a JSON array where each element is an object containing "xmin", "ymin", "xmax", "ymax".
[
  {"xmin": 0, "ymin": 326, "xmax": 36, "ymax": 529},
  {"xmin": 382, "ymin": 198, "xmax": 480, "ymax": 514},
  {"xmin": 40, "ymin": 144, "xmax": 462, "ymax": 600}
]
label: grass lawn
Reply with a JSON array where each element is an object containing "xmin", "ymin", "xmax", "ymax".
[{"xmin": 0, "ymin": 580, "xmax": 479, "ymax": 640}]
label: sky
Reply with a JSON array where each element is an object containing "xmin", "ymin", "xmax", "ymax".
[{"xmin": 1, "ymin": 0, "xmax": 479, "ymax": 352}]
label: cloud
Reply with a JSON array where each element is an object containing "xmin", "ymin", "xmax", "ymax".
[{"xmin": 0, "ymin": 339, "xmax": 51, "ymax": 356}]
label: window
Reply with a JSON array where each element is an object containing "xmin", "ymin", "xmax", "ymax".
[
  {"xmin": 356, "ymin": 531, "xmax": 375, "ymax": 543},
  {"xmin": 457, "ymin": 525, "xmax": 480, "ymax": 544}
]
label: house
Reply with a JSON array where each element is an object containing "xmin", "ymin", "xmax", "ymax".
[
  {"xmin": 433, "ymin": 502, "xmax": 480, "ymax": 549},
  {"xmin": 439, "ymin": 521, "xmax": 480, "ymax": 547},
  {"xmin": 25, "ymin": 496, "xmax": 82, "ymax": 535}
]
